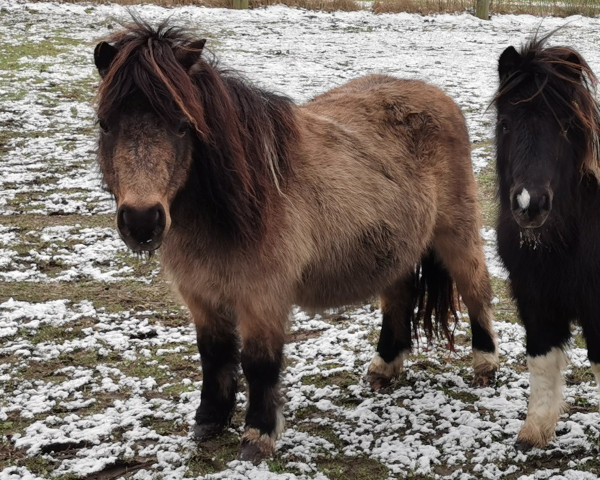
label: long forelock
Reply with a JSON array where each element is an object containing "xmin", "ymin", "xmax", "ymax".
[{"xmin": 97, "ymin": 21, "xmax": 208, "ymax": 137}]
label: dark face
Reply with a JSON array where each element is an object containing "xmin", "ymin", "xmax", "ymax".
[
  {"xmin": 496, "ymin": 46, "xmax": 580, "ymax": 230},
  {"xmin": 96, "ymin": 107, "xmax": 193, "ymax": 253},
  {"xmin": 496, "ymin": 106, "xmax": 570, "ymax": 229}
]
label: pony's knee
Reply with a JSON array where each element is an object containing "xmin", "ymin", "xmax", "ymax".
[{"xmin": 366, "ymin": 351, "xmax": 407, "ymax": 390}]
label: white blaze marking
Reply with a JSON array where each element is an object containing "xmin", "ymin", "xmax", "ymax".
[{"xmin": 517, "ymin": 188, "xmax": 531, "ymax": 210}]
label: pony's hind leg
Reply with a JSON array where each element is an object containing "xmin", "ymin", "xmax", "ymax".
[
  {"xmin": 189, "ymin": 302, "xmax": 240, "ymax": 441},
  {"xmin": 237, "ymin": 303, "xmax": 287, "ymax": 463},
  {"xmin": 433, "ymin": 234, "xmax": 498, "ymax": 385},
  {"xmin": 367, "ymin": 273, "xmax": 416, "ymax": 390}
]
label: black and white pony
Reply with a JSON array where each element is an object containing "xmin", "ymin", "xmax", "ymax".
[{"xmin": 494, "ymin": 34, "xmax": 600, "ymax": 449}]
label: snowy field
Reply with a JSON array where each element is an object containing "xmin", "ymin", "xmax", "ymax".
[{"xmin": 1, "ymin": 2, "xmax": 600, "ymax": 479}]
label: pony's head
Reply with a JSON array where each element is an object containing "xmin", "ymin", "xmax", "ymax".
[
  {"xmin": 94, "ymin": 21, "xmax": 207, "ymax": 253},
  {"xmin": 494, "ymin": 35, "xmax": 600, "ymax": 230},
  {"xmin": 95, "ymin": 20, "xmax": 298, "ymax": 252}
]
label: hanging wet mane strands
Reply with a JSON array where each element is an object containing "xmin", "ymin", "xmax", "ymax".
[
  {"xmin": 493, "ymin": 33, "xmax": 600, "ymax": 451},
  {"xmin": 94, "ymin": 20, "xmax": 498, "ymax": 462}
]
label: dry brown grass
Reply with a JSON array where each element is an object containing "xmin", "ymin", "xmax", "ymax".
[
  {"xmin": 373, "ymin": 0, "xmax": 471, "ymax": 14},
  {"xmin": 249, "ymin": 0, "xmax": 361, "ymax": 11},
  {"xmin": 37, "ymin": 0, "xmax": 600, "ymax": 16},
  {"xmin": 490, "ymin": 0, "xmax": 600, "ymax": 16},
  {"xmin": 373, "ymin": 0, "xmax": 600, "ymax": 16},
  {"xmin": 44, "ymin": 0, "xmax": 361, "ymax": 10}
]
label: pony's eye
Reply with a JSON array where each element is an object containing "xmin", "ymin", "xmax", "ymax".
[
  {"xmin": 176, "ymin": 121, "xmax": 189, "ymax": 137},
  {"xmin": 98, "ymin": 119, "xmax": 110, "ymax": 133},
  {"xmin": 500, "ymin": 121, "xmax": 510, "ymax": 134}
]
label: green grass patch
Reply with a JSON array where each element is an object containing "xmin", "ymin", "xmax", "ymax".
[
  {"xmin": 316, "ymin": 455, "xmax": 389, "ymax": 480},
  {"xmin": 185, "ymin": 430, "xmax": 241, "ymax": 476},
  {"xmin": 0, "ymin": 38, "xmax": 68, "ymax": 71}
]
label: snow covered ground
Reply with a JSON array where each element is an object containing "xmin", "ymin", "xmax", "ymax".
[{"xmin": 1, "ymin": 2, "xmax": 600, "ymax": 479}]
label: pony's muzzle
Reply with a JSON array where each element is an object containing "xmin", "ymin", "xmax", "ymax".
[
  {"xmin": 117, "ymin": 203, "xmax": 166, "ymax": 252},
  {"xmin": 510, "ymin": 185, "xmax": 552, "ymax": 229}
]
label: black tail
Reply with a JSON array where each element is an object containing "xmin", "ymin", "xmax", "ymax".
[{"xmin": 412, "ymin": 250, "xmax": 459, "ymax": 350}]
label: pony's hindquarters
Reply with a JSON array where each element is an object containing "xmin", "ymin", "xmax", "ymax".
[{"xmin": 326, "ymin": 76, "xmax": 499, "ymax": 387}]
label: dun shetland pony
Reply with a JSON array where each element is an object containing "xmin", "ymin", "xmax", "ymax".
[
  {"xmin": 494, "ymin": 35, "xmax": 600, "ymax": 450},
  {"xmin": 94, "ymin": 21, "xmax": 498, "ymax": 461}
]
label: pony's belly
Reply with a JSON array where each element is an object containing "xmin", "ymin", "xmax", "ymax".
[{"xmin": 294, "ymin": 258, "xmax": 410, "ymax": 310}]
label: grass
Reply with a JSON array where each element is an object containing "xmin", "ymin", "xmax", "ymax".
[
  {"xmin": 316, "ymin": 456, "xmax": 389, "ymax": 480},
  {"xmin": 26, "ymin": 0, "xmax": 600, "ymax": 15},
  {"xmin": 372, "ymin": 0, "xmax": 600, "ymax": 16}
]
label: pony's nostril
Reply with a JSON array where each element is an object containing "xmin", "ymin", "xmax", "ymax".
[
  {"xmin": 117, "ymin": 206, "xmax": 130, "ymax": 233},
  {"xmin": 540, "ymin": 193, "xmax": 551, "ymax": 212}
]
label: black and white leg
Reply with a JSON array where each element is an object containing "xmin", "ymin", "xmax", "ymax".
[
  {"xmin": 367, "ymin": 274, "xmax": 415, "ymax": 390},
  {"xmin": 516, "ymin": 315, "xmax": 570, "ymax": 450}
]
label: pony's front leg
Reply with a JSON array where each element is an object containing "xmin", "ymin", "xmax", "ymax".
[
  {"xmin": 190, "ymin": 303, "xmax": 240, "ymax": 441},
  {"xmin": 580, "ymin": 316, "xmax": 600, "ymax": 413},
  {"xmin": 237, "ymin": 305, "xmax": 286, "ymax": 463},
  {"xmin": 516, "ymin": 314, "xmax": 570, "ymax": 450}
]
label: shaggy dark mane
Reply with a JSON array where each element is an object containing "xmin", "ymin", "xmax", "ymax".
[
  {"xmin": 96, "ymin": 20, "xmax": 299, "ymax": 244},
  {"xmin": 494, "ymin": 34, "xmax": 600, "ymax": 180}
]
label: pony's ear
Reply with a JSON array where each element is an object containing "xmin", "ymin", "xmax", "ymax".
[
  {"xmin": 178, "ymin": 39, "xmax": 207, "ymax": 71},
  {"xmin": 558, "ymin": 50, "xmax": 585, "ymax": 82},
  {"xmin": 94, "ymin": 41, "xmax": 118, "ymax": 78},
  {"xmin": 498, "ymin": 46, "xmax": 521, "ymax": 82}
]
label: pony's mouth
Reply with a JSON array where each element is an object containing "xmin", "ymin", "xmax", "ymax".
[
  {"xmin": 121, "ymin": 234, "xmax": 162, "ymax": 256},
  {"xmin": 118, "ymin": 231, "xmax": 164, "ymax": 255},
  {"xmin": 512, "ymin": 213, "xmax": 549, "ymax": 230}
]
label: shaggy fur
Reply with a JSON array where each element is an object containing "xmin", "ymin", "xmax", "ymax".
[
  {"xmin": 94, "ymin": 20, "xmax": 498, "ymax": 461},
  {"xmin": 494, "ymin": 33, "xmax": 600, "ymax": 450}
]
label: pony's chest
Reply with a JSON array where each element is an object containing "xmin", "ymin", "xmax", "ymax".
[{"xmin": 160, "ymin": 238, "xmax": 241, "ymax": 298}]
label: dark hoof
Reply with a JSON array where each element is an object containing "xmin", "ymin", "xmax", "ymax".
[
  {"xmin": 238, "ymin": 440, "xmax": 267, "ymax": 464},
  {"xmin": 514, "ymin": 439, "xmax": 534, "ymax": 452},
  {"xmin": 193, "ymin": 422, "xmax": 225, "ymax": 442}
]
